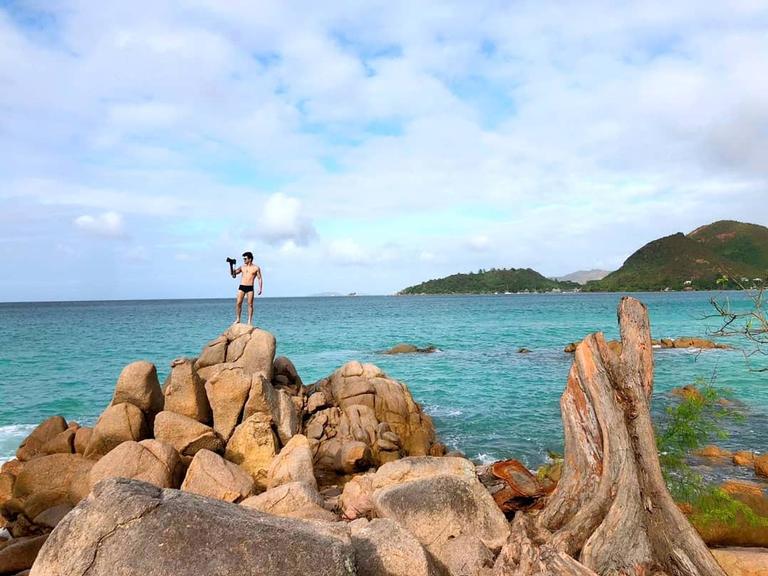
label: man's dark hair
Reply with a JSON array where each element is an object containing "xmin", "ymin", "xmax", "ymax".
[{"xmin": 242, "ymin": 251, "xmax": 254, "ymax": 260}]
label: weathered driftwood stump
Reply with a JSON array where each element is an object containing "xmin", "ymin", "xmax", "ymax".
[{"xmin": 495, "ymin": 297, "xmax": 726, "ymax": 576}]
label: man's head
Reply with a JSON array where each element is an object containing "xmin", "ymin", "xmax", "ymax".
[{"xmin": 242, "ymin": 251, "xmax": 253, "ymax": 263}]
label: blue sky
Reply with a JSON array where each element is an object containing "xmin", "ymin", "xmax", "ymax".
[{"xmin": 1, "ymin": 1, "xmax": 767, "ymax": 300}]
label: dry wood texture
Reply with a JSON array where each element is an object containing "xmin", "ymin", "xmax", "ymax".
[{"xmin": 495, "ymin": 297, "xmax": 726, "ymax": 576}]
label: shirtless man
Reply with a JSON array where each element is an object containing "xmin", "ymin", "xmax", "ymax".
[{"xmin": 231, "ymin": 251, "xmax": 263, "ymax": 325}]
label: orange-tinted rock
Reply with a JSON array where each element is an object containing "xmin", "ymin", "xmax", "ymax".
[
  {"xmin": 711, "ymin": 547, "xmax": 768, "ymax": 576},
  {"xmin": 722, "ymin": 480, "xmax": 765, "ymax": 499},
  {"xmin": 84, "ymin": 403, "xmax": 149, "ymax": 459},
  {"xmin": 111, "ymin": 361, "xmax": 164, "ymax": 420},
  {"xmin": 671, "ymin": 384, "xmax": 704, "ymax": 402},
  {"xmin": 696, "ymin": 445, "xmax": 732, "ymax": 459},
  {"xmin": 73, "ymin": 428, "xmax": 92, "ymax": 455},
  {"xmin": 16, "ymin": 417, "xmax": 67, "ymax": 461},
  {"xmin": 733, "ymin": 451, "xmax": 756, "ymax": 467},
  {"xmin": 490, "ymin": 459, "xmax": 551, "ymax": 512},
  {"xmin": 41, "ymin": 429, "xmax": 76, "ymax": 455},
  {"xmin": 755, "ymin": 454, "xmax": 768, "ymax": 478}
]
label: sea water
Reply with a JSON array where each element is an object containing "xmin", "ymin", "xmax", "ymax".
[{"xmin": 1, "ymin": 292, "xmax": 766, "ymax": 473}]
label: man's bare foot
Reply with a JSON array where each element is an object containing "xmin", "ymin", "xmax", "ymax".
[{"xmin": 233, "ymin": 319, "xmax": 240, "ymax": 324}]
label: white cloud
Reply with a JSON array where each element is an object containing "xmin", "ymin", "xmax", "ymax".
[
  {"xmin": 467, "ymin": 234, "xmax": 491, "ymax": 252},
  {"xmin": 2, "ymin": 1, "xmax": 768, "ymax": 300},
  {"xmin": 328, "ymin": 238, "xmax": 368, "ymax": 265},
  {"xmin": 256, "ymin": 193, "xmax": 317, "ymax": 247},
  {"xmin": 73, "ymin": 211, "xmax": 125, "ymax": 237}
]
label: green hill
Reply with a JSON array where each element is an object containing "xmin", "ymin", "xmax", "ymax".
[
  {"xmin": 399, "ymin": 268, "xmax": 580, "ymax": 295},
  {"xmin": 585, "ymin": 220, "xmax": 768, "ymax": 291}
]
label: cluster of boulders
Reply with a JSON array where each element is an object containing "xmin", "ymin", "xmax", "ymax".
[
  {"xmin": 0, "ymin": 324, "xmax": 505, "ymax": 576},
  {"xmin": 564, "ymin": 336, "xmax": 731, "ymax": 353}
]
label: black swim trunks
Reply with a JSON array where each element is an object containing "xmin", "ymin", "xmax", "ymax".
[{"xmin": 239, "ymin": 285, "xmax": 254, "ymax": 293}]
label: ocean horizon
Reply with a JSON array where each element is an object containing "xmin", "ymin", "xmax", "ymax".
[{"xmin": 2, "ymin": 291, "xmax": 766, "ymax": 482}]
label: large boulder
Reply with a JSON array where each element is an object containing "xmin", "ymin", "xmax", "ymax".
[
  {"xmin": 10, "ymin": 454, "xmax": 93, "ymax": 519},
  {"xmin": 87, "ymin": 440, "xmax": 184, "ymax": 490},
  {"xmin": 163, "ymin": 358, "xmax": 211, "ymax": 423},
  {"xmin": 204, "ymin": 368, "xmax": 252, "ymax": 441},
  {"xmin": 241, "ymin": 481, "xmax": 336, "ymax": 522},
  {"xmin": 194, "ymin": 336, "xmax": 227, "ymax": 369},
  {"xmin": 350, "ymin": 518, "xmax": 439, "ymax": 576},
  {"xmin": 30, "ymin": 478, "xmax": 357, "ymax": 576},
  {"xmin": 267, "ymin": 434, "xmax": 317, "ymax": 490},
  {"xmin": 16, "ymin": 417, "xmax": 67, "ymax": 462},
  {"xmin": 372, "ymin": 474, "xmax": 509, "ymax": 557},
  {"xmin": 224, "ymin": 414, "xmax": 279, "ymax": 490},
  {"xmin": 180, "ymin": 449, "xmax": 254, "ymax": 503},
  {"xmin": 84, "ymin": 403, "xmax": 149, "ymax": 460},
  {"xmin": 153, "ymin": 411, "xmax": 225, "ymax": 458},
  {"xmin": 306, "ymin": 361, "xmax": 436, "ymax": 482},
  {"xmin": 235, "ymin": 329, "xmax": 276, "ymax": 380},
  {"xmin": 340, "ymin": 457, "xmax": 477, "ymax": 519},
  {"xmin": 111, "ymin": 361, "xmax": 164, "ymax": 422}
]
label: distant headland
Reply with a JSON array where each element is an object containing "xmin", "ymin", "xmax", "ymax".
[{"xmin": 399, "ymin": 220, "xmax": 768, "ymax": 294}]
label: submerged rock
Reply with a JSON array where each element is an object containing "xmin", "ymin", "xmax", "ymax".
[{"xmin": 382, "ymin": 343, "xmax": 438, "ymax": 355}]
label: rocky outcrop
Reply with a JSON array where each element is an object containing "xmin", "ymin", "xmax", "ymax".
[
  {"xmin": 195, "ymin": 325, "xmax": 276, "ymax": 382},
  {"xmin": 10, "ymin": 324, "xmax": 445, "ymax": 572},
  {"xmin": 565, "ymin": 336, "xmax": 730, "ymax": 353},
  {"xmin": 30, "ymin": 478, "xmax": 357, "ymax": 576},
  {"xmin": 180, "ymin": 449, "xmax": 254, "ymax": 502},
  {"xmin": 87, "ymin": 440, "xmax": 184, "ymax": 490},
  {"xmin": 305, "ymin": 361, "xmax": 436, "ymax": 483}
]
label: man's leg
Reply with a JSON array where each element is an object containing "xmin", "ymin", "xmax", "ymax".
[
  {"xmin": 247, "ymin": 292, "xmax": 254, "ymax": 325},
  {"xmin": 235, "ymin": 290, "xmax": 244, "ymax": 323}
]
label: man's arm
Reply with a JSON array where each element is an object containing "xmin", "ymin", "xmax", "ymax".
[
  {"xmin": 232, "ymin": 266, "xmax": 242, "ymax": 279},
  {"xmin": 257, "ymin": 267, "xmax": 263, "ymax": 295}
]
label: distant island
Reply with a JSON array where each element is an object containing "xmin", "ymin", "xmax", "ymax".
[
  {"xmin": 399, "ymin": 267, "xmax": 580, "ymax": 295},
  {"xmin": 400, "ymin": 220, "xmax": 768, "ymax": 294}
]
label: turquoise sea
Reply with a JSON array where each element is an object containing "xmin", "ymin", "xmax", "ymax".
[{"xmin": 1, "ymin": 292, "xmax": 766, "ymax": 477}]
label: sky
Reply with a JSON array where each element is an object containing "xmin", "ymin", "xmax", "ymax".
[{"xmin": 1, "ymin": 1, "xmax": 767, "ymax": 301}]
